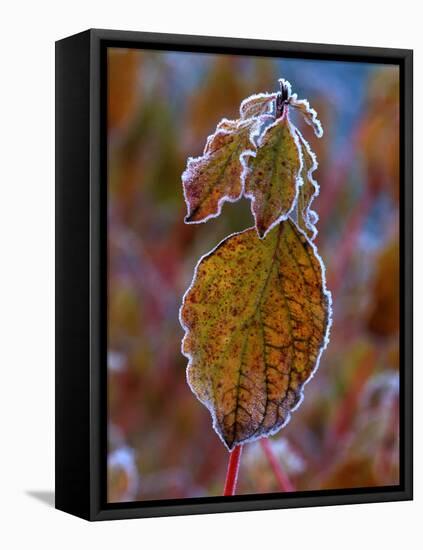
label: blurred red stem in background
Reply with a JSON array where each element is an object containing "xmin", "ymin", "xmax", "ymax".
[
  {"xmin": 328, "ymin": 349, "xmax": 376, "ymax": 447},
  {"xmin": 374, "ymin": 393, "xmax": 399, "ymax": 481},
  {"xmin": 260, "ymin": 438, "xmax": 295, "ymax": 492},
  {"xmin": 223, "ymin": 445, "xmax": 243, "ymax": 496}
]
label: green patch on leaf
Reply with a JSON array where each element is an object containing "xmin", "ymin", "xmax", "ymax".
[{"xmin": 244, "ymin": 114, "xmax": 302, "ymax": 238}]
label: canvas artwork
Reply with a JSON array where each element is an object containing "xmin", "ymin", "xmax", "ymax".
[{"xmin": 106, "ymin": 48, "xmax": 401, "ymax": 503}]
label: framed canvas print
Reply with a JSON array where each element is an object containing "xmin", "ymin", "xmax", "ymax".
[{"xmin": 55, "ymin": 29, "xmax": 413, "ymax": 521}]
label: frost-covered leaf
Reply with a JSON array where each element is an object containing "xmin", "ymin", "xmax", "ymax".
[
  {"xmin": 290, "ymin": 94, "xmax": 323, "ymax": 138},
  {"xmin": 244, "ymin": 114, "xmax": 302, "ymax": 238},
  {"xmin": 182, "ymin": 119, "xmax": 259, "ymax": 223},
  {"xmin": 180, "ymin": 219, "xmax": 331, "ymax": 450},
  {"xmin": 240, "ymin": 93, "xmax": 277, "ymax": 119},
  {"xmin": 296, "ymin": 131, "xmax": 319, "ymax": 240},
  {"xmin": 207, "ymin": 117, "xmax": 239, "ymax": 138}
]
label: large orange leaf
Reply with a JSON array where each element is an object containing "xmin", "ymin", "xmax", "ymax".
[{"xmin": 180, "ymin": 219, "xmax": 331, "ymax": 450}]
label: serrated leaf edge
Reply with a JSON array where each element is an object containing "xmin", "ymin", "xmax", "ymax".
[
  {"xmin": 290, "ymin": 94, "xmax": 324, "ymax": 138},
  {"xmin": 296, "ymin": 129, "xmax": 320, "ymax": 240}
]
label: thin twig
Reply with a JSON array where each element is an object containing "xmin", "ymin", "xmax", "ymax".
[{"xmin": 223, "ymin": 446, "xmax": 243, "ymax": 496}]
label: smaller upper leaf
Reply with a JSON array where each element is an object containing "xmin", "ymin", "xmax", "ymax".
[
  {"xmin": 244, "ymin": 113, "xmax": 302, "ymax": 238},
  {"xmin": 296, "ymin": 131, "xmax": 319, "ymax": 240},
  {"xmin": 182, "ymin": 118, "xmax": 259, "ymax": 223},
  {"xmin": 240, "ymin": 93, "xmax": 277, "ymax": 119},
  {"xmin": 290, "ymin": 94, "xmax": 323, "ymax": 138}
]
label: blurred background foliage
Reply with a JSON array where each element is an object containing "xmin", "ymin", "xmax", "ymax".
[{"xmin": 107, "ymin": 48, "xmax": 400, "ymax": 502}]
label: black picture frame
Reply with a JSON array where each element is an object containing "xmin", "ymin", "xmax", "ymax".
[{"xmin": 55, "ymin": 28, "xmax": 413, "ymax": 521}]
